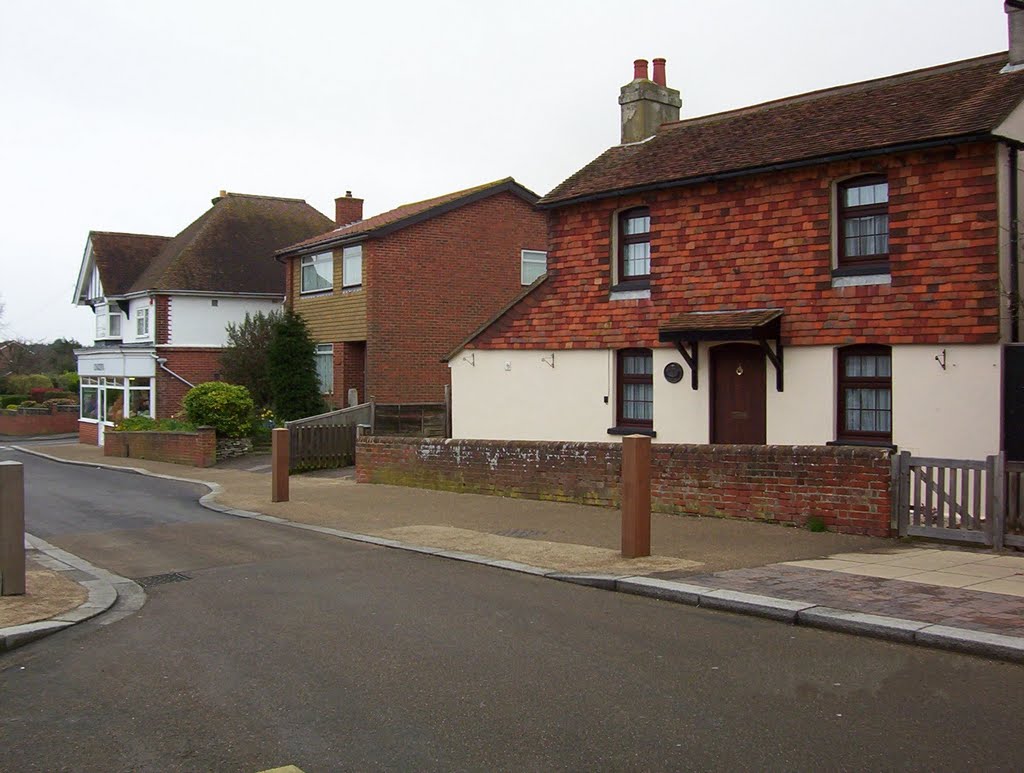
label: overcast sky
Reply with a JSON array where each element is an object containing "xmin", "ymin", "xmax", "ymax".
[{"xmin": 0, "ymin": 0, "xmax": 1007, "ymax": 345}]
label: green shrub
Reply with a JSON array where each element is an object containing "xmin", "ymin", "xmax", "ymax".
[
  {"xmin": 268, "ymin": 310, "xmax": 326, "ymax": 421},
  {"xmin": 57, "ymin": 371, "xmax": 80, "ymax": 393},
  {"xmin": 182, "ymin": 382, "xmax": 255, "ymax": 437},
  {"xmin": 6, "ymin": 374, "xmax": 54, "ymax": 393},
  {"xmin": 114, "ymin": 416, "xmax": 196, "ymax": 432},
  {"xmin": 19, "ymin": 400, "xmax": 38, "ymax": 408},
  {"xmin": 0, "ymin": 394, "xmax": 30, "ymax": 406},
  {"xmin": 42, "ymin": 397, "xmax": 78, "ymax": 407}
]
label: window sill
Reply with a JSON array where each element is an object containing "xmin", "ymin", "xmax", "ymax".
[
  {"xmin": 300, "ymin": 288, "xmax": 334, "ymax": 297},
  {"xmin": 611, "ymin": 279, "xmax": 650, "ymax": 292},
  {"xmin": 341, "ymin": 284, "xmax": 363, "ymax": 293},
  {"xmin": 827, "ymin": 439, "xmax": 896, "ymax": 451},
  {"xmin": 607, "ymin": 426, "xmax": 657, "ymax": 438},
  {"xmin": 831, "ymin": 272, "xmax": 890, "ymax": 288}
]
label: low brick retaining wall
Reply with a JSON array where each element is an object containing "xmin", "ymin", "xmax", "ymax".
[
  {"xmin": 0, "ymin": 407, "xmax": 79, "ymax": 436},
  {"xmin": 356, "ymin": 437, "xmax": 894, "ymax": 537},
  {"xmin": 104, "ymin": 426, "xmax": 217, "ymax": 467}
]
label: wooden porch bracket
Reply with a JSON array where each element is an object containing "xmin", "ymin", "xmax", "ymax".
[
  {"xmin": 674, "ymin": 341, "xmax": 698, "ymax": 390},
  {"xmin": 757, "ymin": 338, "xmax": 784, "ymax": 392}
]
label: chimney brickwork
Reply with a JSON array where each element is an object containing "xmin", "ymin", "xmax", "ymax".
[
  {"xmin": 1007, "ymin": 2, "xmax": 1024, "ymax": 70},
  {"xmin": 619, "ymin": 57, "xmax": 681, "ymax": 144},
  {"xmin": 335, "ymin": 192, "xmax": 364, "ymax": 225}
]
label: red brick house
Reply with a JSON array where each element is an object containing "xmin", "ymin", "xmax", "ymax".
[
  {"xmin": 276, "ymin": 178, "xmax": 548, "ymax": 408},
  {"xmin": 448, "ymin": 26, "xmax": 1024, "ymax": 461},
  {"xmin": 73, "ymin": 192, "xmax": 333, "ymax": 445}
]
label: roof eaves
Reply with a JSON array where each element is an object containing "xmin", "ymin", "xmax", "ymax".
[
  {"xmin": 538, "ymin": 131, "xmax": 995, "ymax": 209},
  {"xmin": 442, "ymin": 273, "xmax": 549, "ymax": 362}
]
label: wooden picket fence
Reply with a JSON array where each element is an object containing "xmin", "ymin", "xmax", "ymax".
[{"xmin": 894, "ymin": 451, "xmax": 1024, "ymax": 549}]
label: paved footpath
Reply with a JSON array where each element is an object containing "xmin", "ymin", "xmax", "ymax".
[{"xmin": 10, "ymin": 442, "xmax": 1024, "ymax": 662}]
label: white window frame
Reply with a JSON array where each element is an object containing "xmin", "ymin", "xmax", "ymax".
[
  {"xmin": 108, "ymin": 312, "xmax": 122, "ymax": 338},
  {"xmin": 301, "ymin": 252, "xmax": 334, "ymax": 294},
  {"xmin": 315, "ymin": 343, "xmax": 334, "ymax": 394},
  {"xmin": 136, "ymin": 308, "xmax": 150, "ymax": 337},
  {"xmin": 342, "ymin": 244, "xmax": 362, "ymax": 288},
  {"xmin": 521, "ymin": 250, "xmax": 548, "ymax": 285}
]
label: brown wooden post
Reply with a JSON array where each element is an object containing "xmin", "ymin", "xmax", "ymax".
[
  {"xmin": 0, "ymin": 461, "xmax": 26, "ymax": 596},
  {"xmin": 272, "ymin": 428, "xmax": 290, "ymax": 503},
  {"xmin": 621, "ymin": 434, "xmax": 652, "ymax": 558}
]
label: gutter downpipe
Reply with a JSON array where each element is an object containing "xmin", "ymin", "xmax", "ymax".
[
  {"xmin": 1011, "ymin": 143, "xmax": 1020, "ymax": 343},
  {"xmin": 149, "ymin": 353, "xmax": 194, "ymax": 388}
]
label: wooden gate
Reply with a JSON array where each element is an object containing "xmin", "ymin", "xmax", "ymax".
[{"xmin": 894, "ymin": 451, "xmax": 1020, "ymax": 549}]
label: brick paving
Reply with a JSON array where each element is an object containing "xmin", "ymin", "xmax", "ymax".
[{"xmin": 677, "ymin": 565, "xmax": 1024, "ymax": 637}]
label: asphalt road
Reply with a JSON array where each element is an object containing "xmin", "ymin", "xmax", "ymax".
[{"xmin": 2, "ymin": 446, "xmax": 1024, "ymax": 772}]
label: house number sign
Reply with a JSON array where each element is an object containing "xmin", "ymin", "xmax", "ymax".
[{"xmin": 663, "ymin": 362, "xmax": 683, "ymax": 384}]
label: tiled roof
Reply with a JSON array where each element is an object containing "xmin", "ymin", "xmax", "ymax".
[
  {"xmin": 660, "ymin": 309, "xmax": 783, "ymax": 336},
  {"xmin": 280, "ymin": 177, "xmax": 539, "ymax": 254},
  {"xmin": 542, "ymin": 52, "xmax": 1024, "ymax": 206},
  {"xmin": 89, "ymin": 231, "xmax": 171, "ymax": 295},
  {"xmin": 129, "ymin": 193, "xmax": 334, "ymax": 294}
]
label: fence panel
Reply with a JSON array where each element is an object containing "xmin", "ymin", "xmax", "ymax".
[
  {"xmin": 372, "ymin": 403, "xmax": 448, "ymax": 437},
  {"xmin": 285, "ymin": 402, "xmax": 372, "ymax": 430},
  {"xmin": 1006, "ymin": 461, "xmax": 1024, "ymax": 548},
  {"xmin": 289, "ymin": 424, "xmax": 356, "ymax": 472}
]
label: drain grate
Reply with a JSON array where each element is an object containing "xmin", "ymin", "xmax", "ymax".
[
  {"xmin": 134, "ymin": 572, "xmax": 192, "ymax": 588},
  {"xmin": 493, "ymin": 528, "xmax": 545, "ymax": 539}
]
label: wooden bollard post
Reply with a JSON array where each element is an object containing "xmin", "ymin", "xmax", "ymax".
[
  {"xmin": 271, "ymin": 427, "xmax": 289, "ymax": 503},
  {"xmin": 621, "ymin": 434, "xmax": 651, "ymax": 558},
  {"xmin": 0, "ymin": 461, "xmax": 26, "ymax": 596}
]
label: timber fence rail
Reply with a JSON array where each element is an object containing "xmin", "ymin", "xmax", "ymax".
[{"xmin": 288, "ymin": 424, "xmax": 357, "ymax": 472}]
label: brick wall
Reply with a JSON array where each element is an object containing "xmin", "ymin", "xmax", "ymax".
[
  {"xmin": 155, "ymin": 295, "xmax": 170, "ymax": 345},
  {"xmin": 472, "ymin": 142, "xmax": 999, "ymax": 351},
  {"xmin": 78, "ymin": 420, "xmax": 98, "ymax": 445},
  {"xmin": 104, "ymin": 426, "xmax": 217, "ymax": 467},
  {"xmin": 0, "ymin": 408, "xmax": 78, "ymax": 436},
  {"xmin": 356, "ymin": 437, "xmax": 893, "ymax": 536},
  {"xmin": 366, "ymin": 191, "xmax": 548, "ymax": 403},
  {"xmin": 154, "ymin": 347, "xmax": 223, "ymax": 418}
]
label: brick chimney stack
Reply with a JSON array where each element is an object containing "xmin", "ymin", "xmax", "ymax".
[
  {"xmin": 1006, "ymin": 2, "xmax": 1024, "ymax": 71},
  {"xmin": 334, "ymin": 191, "xmax": 363, "ymax": 226},
  {"xmin": 619, "ymin": 57, "xmax": 682, "ymax": 144}
]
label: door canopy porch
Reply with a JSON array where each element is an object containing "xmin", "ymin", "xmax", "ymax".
[{"xmin": 657, "ymin": 308, "xmax": 784, "ymax": 391}]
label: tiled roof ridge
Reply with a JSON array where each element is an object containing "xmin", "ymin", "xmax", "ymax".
[
  {"xmin": 658, "ymin": 51, "xmax": 1008, "ymax": 135},
  {"xmin": 90, "ymin": 229, "xmax": 170, "ymax": 240},
  {"xmin": 219, "ymin": 191, "xmax": 310, "ymax": 203},
  {"xmin": 279, "ymin": 176, "xmax": 524, "ymax": 253}
]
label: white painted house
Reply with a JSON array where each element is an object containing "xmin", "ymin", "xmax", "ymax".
[{"xmin": 73, "ymin": 192, "xmax": 333, "ymax": 445}]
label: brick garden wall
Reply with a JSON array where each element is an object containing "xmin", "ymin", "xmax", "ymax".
[
  {"xmin": 0, "ymin": 408, "xmax": 79, "ymax": 436},
  {"xmin": 104, "ymin": 426, "xmax": 217, "ymax": 467},
  {"xmin": 356, "ymin": 437, "xmax": 893, "ymax": 536}
]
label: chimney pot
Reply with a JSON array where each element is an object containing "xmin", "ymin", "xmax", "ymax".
[
  {"xmin": 652, "ymin": 58, "xmax": 666, "ymax": 87},
  {"xmin": 633, "ymin": 59, "xmax": 649, "ymax": 81}
]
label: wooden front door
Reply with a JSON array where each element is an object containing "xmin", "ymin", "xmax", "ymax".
[{"xmin": 711, "ymin": 343, "xmax": 766, "ymax": 444}]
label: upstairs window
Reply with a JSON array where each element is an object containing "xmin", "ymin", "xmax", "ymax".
[
  {"xmin": 617, "ymin": 348, "xmax": 653, "ymax": 429},
  {"xmin": 521, "ymin": 250, "xmax": 547, "ymax": 285},
  {"xmin": 618, "ymin": 207, "xmax": 651, "ymax": 283},
  {"xmin": 136, "ymin": 308, "xmax": 150, "ymax": 337},
  {"xmin": 838, "ymin": 176, "xmax": 889, "ymax": 270},
  {"xmin": 837, "ymin": 345, "xmax": 892, "ymax": 443},
  {"xmin": 108, "ymin": 313, "xmax": 121, "ymax": 338},
  {"xmin": 342, "ymin": 245, "xmax": 362, "ymax": 288},
  {"xmin": 301, "ymin": 252, "xmax": 333, "ymax": 293}
]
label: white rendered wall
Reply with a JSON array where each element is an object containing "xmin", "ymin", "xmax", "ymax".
[
  {"xmin": 76, "ymin": 347, "xmax": 156, "ymax": 378},
  {"xmin": 892, "ymin": 344, "xmax": 1001, "ymax": 460},
  {"xmin": 451, "ymin": 349, "xmax": 615, "ymax": 441},
  {"xmin": 167, "ymin": 296, "xmax": 282, "ymax": 347},
  {"xmin": 126, "ymin": 297, "xmax": 156, "ymax": 344},
  {"xmin": 452, "ymin": 344, "xmax": 1001, "ymax": 458}
]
